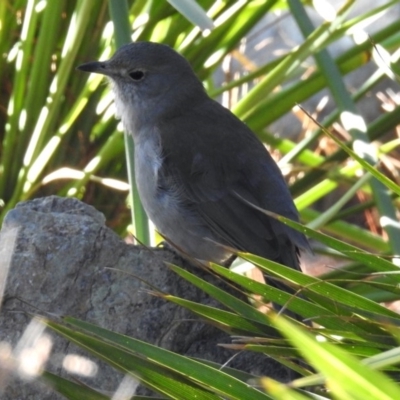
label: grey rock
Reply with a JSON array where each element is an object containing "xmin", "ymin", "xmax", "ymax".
[{"xmin": 0, "ymin": 196, "xmax": 293, "ymax": 399}]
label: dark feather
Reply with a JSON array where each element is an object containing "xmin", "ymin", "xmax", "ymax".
[{"xmin": 158, "ymin": 97, "xmax": 309, "ymax": 270}]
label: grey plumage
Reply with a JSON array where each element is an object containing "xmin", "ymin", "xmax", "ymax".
[{"xmin": 78, "ymin": 42, "xmax": 309, "ymax": 293}]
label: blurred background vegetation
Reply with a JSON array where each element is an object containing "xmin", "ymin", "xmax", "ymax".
[{"xmin": 2, "ymin": 0, "xmax": 400, "ymax": 398}]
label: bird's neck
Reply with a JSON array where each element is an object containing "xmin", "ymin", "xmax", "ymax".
[{"xmin": 114, "ymin": 84, "xmax": 207, "ymax": 142}]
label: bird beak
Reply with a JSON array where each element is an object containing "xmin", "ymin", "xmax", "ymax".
[{"xmin": 76, "ymin": 61, "xmax": 107, "ymax": 75}]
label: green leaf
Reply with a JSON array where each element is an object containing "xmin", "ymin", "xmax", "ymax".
[
  {"xmin": 255, "ymin": 208, "xmax": 399, "ymax": 278},
  {"xmin": 261, "ymin": 377, "xmax": 315, "ymax": 400},
  {"xmin": 166, "ymin": 0, "xmax": 214, "ymax": 31},
  {"xmin": 169, "ymin": 264, "xmax": 273, "ymax": 325},
  {"xmin": 164, "ymin": 295, "xmax": 275, "ymax": 336},
  {"xmin": 311, "ymin": 109, "xmax": 400, "ymax": 197},
  {"xmin": 272, "ymin": 315, "xmax": 400, "ymax": 400},
  {"xmin": 47, "ymin": 318, "xmax": 273, "ymax": 400},
  {"xmin": 241, "ymin": 253, "xmax": 400, "ymax": 324},
  {"xmin": 41, "ymin": 371, "xmax": 110, "ymax": 400}
]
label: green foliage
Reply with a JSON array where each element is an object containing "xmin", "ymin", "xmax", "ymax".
[{"xmin": 2, "ymin": 0, "xmax": 400, "ymax": 399}]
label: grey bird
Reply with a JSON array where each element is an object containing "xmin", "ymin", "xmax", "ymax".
[{"xmin": 77, "ymin": 42, "xmax": 309, "ymax": 295}]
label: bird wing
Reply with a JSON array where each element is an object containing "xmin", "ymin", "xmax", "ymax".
[{"xmin": 158, "ymin": 99, "xmax": 308, "ymax": 267}]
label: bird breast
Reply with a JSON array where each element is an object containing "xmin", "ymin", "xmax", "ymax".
[
  {"xmin": 134, "ymin": 130, "xmax": 183, "ymax": 233},
  {"xmin": 133, "ymin": 129, "xmax": 229, "ymax": 262},
  {"xmin": 134, "ymin": 130, "xmax": 163, "ymax": 212}
]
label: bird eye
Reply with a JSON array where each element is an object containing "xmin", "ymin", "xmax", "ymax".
[{"xmin": 128, "ymin": 70, "xmax": 145, "ymax": 81}]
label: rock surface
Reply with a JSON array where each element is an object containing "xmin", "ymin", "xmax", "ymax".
[{"xmin": 0, "ymin": 196, "xmax": 293, "ymax": 399}]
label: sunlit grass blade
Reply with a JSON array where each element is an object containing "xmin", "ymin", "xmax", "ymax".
[
  {"xmin": 109, "ymin": 0, "xmax": 151, "ymax": 245},
  {"xmin": 261, "ymin": 377, "xmax": 316, "ymax": 400},
  {"xmin": 206, "ymin": 264, "xmax": 340, "ymax": 325},
  {"xmin": 164, "ymin": 295, "xmax": 275, "ymax": 336},
  {"xmin": 168, "ymin": 263, "xmax": 274, "ymax": 325},
  {"xmin": 256, "ymin": 208, "xmax": 399, "ymax": 277},
  {"xmin": 209, "ymin": 261, "xmax": 399, "ymax": 343},
  {"xmin": 47, "ymin": 317, "xmax": 274, "ymax": 399},
  {"xmin": 166, "ymin": 0, "xmax": 214, "ymax": 31},
  {"xmin": 233, "ymin": 0, "xmax": 355, "ymax": 119},
  {"xmin": 45, "ymin": 321, "xmax": 227, "ymax": 399},
  {"xmin": 41, "ymin": 371, "xmax": 111, "ymax": 400},
  {"xmin": 319, "ymin": 116, "xmax": 400, "ymax": 197},
  {"xmin": 242, "ymin": 253, "xmax": 400, "ymax": 322},
  {"xmin": 272, "ymin": 315, "xmax": 400, "ymax": 400}
]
